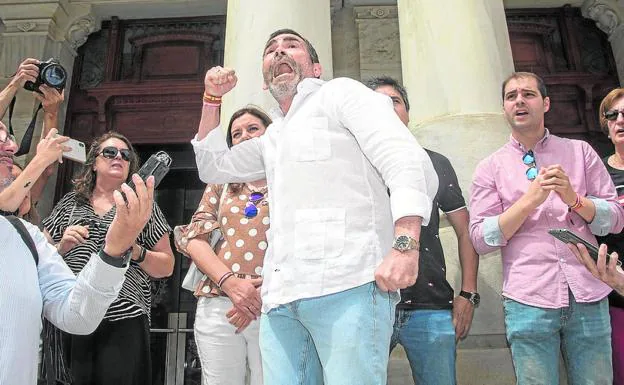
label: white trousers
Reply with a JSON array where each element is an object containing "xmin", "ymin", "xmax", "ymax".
[{"xmin": 194, "ymin": 296, "xmax": 263, "ymax": 385}]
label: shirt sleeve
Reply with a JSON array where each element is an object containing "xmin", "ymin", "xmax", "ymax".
[
  {"xmin": 42, "ymin": 192, "xmax": 76, "ymax": 242},
  {"xmin": 174, "ymin": 184, "xmax": 222, "ymax": 255},
  {"xmin": 321, "ymin": 78, "xmax": 438, "ymax": 225},
  {"xmin": 582, "ymin": 141, "xmax": 624, "ymax": 236},
  {"xmin": 191, "ymin": 125, "xmax": 267, "ymax": 184},
  {"xmin": 136, "ymin": 201, "xmax": 172, "ymax": 250},
  {"xmin": 469, "ymin": 156, "xmax": 507, "ymax": 255},
  {"xmin": 429, "ymin": 151, "xmax": 466, "ymax": 213},
  {"xmin": 28, "ymin": 220, "xmax": 127, "ymax": 335}
]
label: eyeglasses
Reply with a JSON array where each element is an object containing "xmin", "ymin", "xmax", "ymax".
[
  {"xmin": 604, "ymin": 109, "xmax": 624, "ymax": 121},
  {"xmin": 100, "ymin": 146, "xmax": 131, "ymax": 162},
  {"xmin": 244, "ymin": 192, "xmax": 264, "ymax": 218},
  {"xmin": 0, "ymin": 131, "xmax": 16, "ymax": 145},
  {"xmin": 522, "ymin": 150, "xmax": 538, "ymax": 180}
]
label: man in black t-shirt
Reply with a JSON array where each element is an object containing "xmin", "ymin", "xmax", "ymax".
[{"xmin": 366, "ymin": 77, "xmax": 480, "ymax": 385}]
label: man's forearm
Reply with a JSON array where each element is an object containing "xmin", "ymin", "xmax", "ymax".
[
  {"xmin": 197, "ymin": 104, "xmax": 221, "ymax": 141},
  {"xmin": 0, "ymin": 156, "xmax": 47, "ymax": 212},
  {"xmin": 458, "ymin": 233, "xmax": 479, "ymax": 292},
  {"xmin": 0, "ymin": 82, "xmax": 19, "ymax": 120},
  {"xmin": 394, "ymin": 215, "xmax": 423, "ymax": 239},
  {"xmin": 498, "ymin": 196, "xmax": 535, "ymax": 241}
]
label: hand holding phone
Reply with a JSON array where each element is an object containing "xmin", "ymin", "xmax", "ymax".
[
  {"xmin": 61, "ymin": 137, "xmax": 86, "ymax": 163},
  {"xmin": 548, "ymin": 228, "xmax": 621, "ymax": 266},
  {"xmin": 127, "ymin": 151, "xmax": 172, "ymax": 191}
]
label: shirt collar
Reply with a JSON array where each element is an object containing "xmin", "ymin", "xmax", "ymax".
[
  {"xmin": 269, "ymin": 77, "xmax": 326, "ymax": 120},
  {"xmin": 509, "ymin": 128, "xmax": 551, "ymax": 152}
]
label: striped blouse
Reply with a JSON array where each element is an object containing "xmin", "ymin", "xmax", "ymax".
[{"xmin": 42, "ymin": 191, "xmax": 171, "ymax": 322}]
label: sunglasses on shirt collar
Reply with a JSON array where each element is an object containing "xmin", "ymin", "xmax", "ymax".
[
  {"xmin": 100, "ymin": 146, "xmax": 131, "ymax": 162},
  {"xmin": 522, "ymin": 150, "xmax": 538, "ymax": 180}
]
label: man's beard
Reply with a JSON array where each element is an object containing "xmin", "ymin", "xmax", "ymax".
[{"xmin": 0, "ymin": 173, "xmax": 15, "ymax": 192}]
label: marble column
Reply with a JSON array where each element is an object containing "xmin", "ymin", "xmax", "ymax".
[
  {"xmin": 220, "ymin": 0, "xmax": 333, "ymax": 121},
  {"xmin": 397, "ymin": 0, "xmax": 516, "ymax": 382},
  {"xmin": 0, "ymin": 1, "xmax": 99, "ymax": 215},
  {"xmin": 582, "ymin": 0, "xmax": 624, "ymax": 85}
]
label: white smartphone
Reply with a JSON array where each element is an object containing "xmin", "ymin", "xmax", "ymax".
[{"xmin": 62, "ymin": 137, "xmax": 87, "ymax": 163}]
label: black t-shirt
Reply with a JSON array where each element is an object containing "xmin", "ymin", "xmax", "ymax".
[
  {"xmin": 596, "ymin": 156, "xmax": 624, "ymax": 309},
  {"xmin": 398, "ymin": 150, "xmax": 466, "ymax": 310}
]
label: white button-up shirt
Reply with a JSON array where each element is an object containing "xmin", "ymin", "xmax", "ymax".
[{"xmin": 192, "ymin": 77, "xmax": 438, "ymax": 311}]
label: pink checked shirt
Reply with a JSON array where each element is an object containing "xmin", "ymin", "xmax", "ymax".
[{"xmin": 469, "ymin": 130, "xmax": 624, "ymax": 308}]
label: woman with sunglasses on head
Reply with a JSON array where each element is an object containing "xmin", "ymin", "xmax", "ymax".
[
  {"xmin": 41, "ymin": 131, "xmax": 174, "ymax": 385},
  {"xmin": 174, "ymin": 106, "xmax": 271, "ymax": 385},
  {"xmin": 594, "ymin": 87, "xmax": 624, "ymax": 385}
]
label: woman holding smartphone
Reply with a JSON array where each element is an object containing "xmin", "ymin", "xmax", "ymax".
[
  {"xmin": 42, "ymin": 131, "xmax": 174, "ymax": 385},
  {"xmin": 596, "ymin": 87, "xmax": 624, "ymax": 385}
]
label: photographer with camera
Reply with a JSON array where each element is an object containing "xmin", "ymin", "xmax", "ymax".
[{"xmin": 0, "ymin": 58, "xmax": 65, "ymax": 216}]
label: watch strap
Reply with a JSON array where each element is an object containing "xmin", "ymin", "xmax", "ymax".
[
  {"xmin": 459, "ymin": 290, "xmax": 480, "ymax": 305},
  {"xmin": 134, "ymin": 245, "xmax": 147, "ymax": 264},
  {"xmin": 99, "ymin": 246, "xmax": 132, "ymax": 268}
]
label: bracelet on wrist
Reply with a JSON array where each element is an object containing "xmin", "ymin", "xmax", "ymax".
[
  {"xmin": 203, "ymin": 93, "xmax": 222, "ymax": 104},
  {"xmin": 217, "ymin": 271, "xmax": 234, "ymax": 288},
  {"xmin": 134, "ymin": 245, "xmax": 147, "ymax": 264},
  {"xmin": 568, "ymin": 194, "xmax": 583, "ymax": 211},
  {"xmin": 203, "ymin": 100, "xmax": 221, "ymax": 108}
]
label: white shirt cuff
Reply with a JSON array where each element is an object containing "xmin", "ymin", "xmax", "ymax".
[{"xmin": 390, "ymin": 187, "xmax": 433, "ymax": 226}]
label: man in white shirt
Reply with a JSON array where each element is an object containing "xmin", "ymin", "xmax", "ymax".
[
  {"xmin": 192, "ymin": 28, "xmax": 438, "ymax": 384},
  {"xmin": 0, "ymin": 123, "xmax": 157, "ymax": 384}
]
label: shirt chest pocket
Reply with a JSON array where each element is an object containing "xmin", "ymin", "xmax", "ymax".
[
  {"xmin": 291, "ymin": 117, "xmax": 331, "ymax": 162},
  {"xmin": 294, "ymin": 208, "xmax": 345, "ymax": 260}
]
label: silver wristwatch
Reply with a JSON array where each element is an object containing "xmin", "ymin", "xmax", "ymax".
[{"xmin": 392, "ymin": 235, "xmax": 420, "ymax": 252}]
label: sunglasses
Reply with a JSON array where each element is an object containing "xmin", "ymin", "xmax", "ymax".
[
  {"xmin": 522, "ymin": 150, "xmax": 537, "ymax": 180},
  {"xmin": 244, "ymin": 192, "xmax": 265, "ymax": 218},
  {"xmin": 0, "ymin": 131, "xmax": 16, "ymax": 145},
  {"xmin": 604, "ymin": 109, "xmax": 624, "ymax": 121},
  {"xmin": 100, "ymin": 146, "xmax": 131, "ymax": 162}
]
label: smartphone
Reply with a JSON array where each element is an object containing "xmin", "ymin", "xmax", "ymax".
[
  {"xmin": 127, "ymin": 151, "xmax": 172, "ymax": 191},
  {"xmin": 61, "ymin": 137, "xmax": 86, "ymax": 163},
  {"xmin": 548, "ymin": 228, "xmax": 620, "ymax": 266}
]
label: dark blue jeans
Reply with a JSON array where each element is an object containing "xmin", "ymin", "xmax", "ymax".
[{"xmin": 390, "ymin": 309, "xmax": 456, "ymax": 385}]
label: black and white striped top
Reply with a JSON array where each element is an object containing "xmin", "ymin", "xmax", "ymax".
[{"xmin": 42, "ymin": 191, "xmax": 171, "ymax": 322}]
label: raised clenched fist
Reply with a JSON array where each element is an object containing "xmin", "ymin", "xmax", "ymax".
[{"xmin": 204, "ymin": 66, "xmax": 237, "ymax": 97}]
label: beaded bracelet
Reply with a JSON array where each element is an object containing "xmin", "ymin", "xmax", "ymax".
[{"xmin": 217, "ymin": 271, "xmax": 234, "ymax": 288}]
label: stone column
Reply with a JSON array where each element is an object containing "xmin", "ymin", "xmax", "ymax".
[
  {"xmin": 220, "ymin": 0, "xmax": 333, "ymax": 121},
  {"xmin": 0, "ymin": 1, "xmax": 99, "ymax": 215},
  {"xmin": 582, "ymin": 0, "xmax": 624, "ymax": 85},
  {"xmin": 397, "ymin": 0, "xmax": 516, "ymax": 382}
]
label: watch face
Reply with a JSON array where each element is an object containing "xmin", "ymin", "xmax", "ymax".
[
  {"xmin": 472, "ymin": 293, "xmax": 481, "ymax": 306},
  {"xmin": 395, "ymin": 235, "xmax": 409, "ymax": 251}
]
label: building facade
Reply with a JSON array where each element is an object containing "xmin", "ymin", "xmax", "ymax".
[{"xmin": 1, "ymin": 1, "xmax": 624, "ymax": 384}]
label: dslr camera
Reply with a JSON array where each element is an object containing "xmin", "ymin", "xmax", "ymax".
[{"xmin": 23, "ymin": 58, "xmax": 67, "ymax": 93}]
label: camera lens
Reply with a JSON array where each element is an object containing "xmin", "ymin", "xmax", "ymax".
[{"xmin": 42, "ymin": 64, "xmax": 67, "ymax": 89}]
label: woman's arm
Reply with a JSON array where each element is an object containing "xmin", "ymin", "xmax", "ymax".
[{"xmin": 133, "ymin": 234, "xmax": 174, "ymax": 278}]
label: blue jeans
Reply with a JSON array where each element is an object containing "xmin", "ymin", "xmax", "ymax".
[
  {"xmin": 259, "ymin": 282, "xmax": 399, "ymax": 385},
  {"xmin": 390, "ymin": 309, "xmax": 456, "ymax": 385},
  {"xmin": 503, "ymin": 294, "xmax": 612, "ymax": 385}
]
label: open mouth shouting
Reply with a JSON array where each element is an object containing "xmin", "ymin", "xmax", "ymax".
[{"xmin": 270, "ymin": 58, "xmax": 297, "ymax": 81}]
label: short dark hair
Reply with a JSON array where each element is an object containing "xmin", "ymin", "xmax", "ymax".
[
  {"xmin": 265, "ymin": 29, "xmax": 319, "ymax": 64},
  {"xmin": 364, "ymin": 76, "xmax": 410, "ymax": 112},
  {"xmin": 226, "ymin": 106, "xmax": 272, "ymax": 149},
  {"xmin": 502, "ymin": 72, "xmax": 548, "ymax": 100}
]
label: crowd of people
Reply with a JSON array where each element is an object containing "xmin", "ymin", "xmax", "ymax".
[{"xmin": 1, "ymin": 28, "xmax": 624, "ymax": 385}]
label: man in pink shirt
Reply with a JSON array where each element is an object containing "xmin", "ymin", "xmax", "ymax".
[{"xmin": 469, "ymin": 71, "xmax": 624, "ymax": 384}]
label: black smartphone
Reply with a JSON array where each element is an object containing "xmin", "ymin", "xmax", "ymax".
[
  {"xmin": 127, "ymin": 151, "xmax": 172, "ymax": 191},
  {"xmin": 548, "ymin": 228, "xmax": 618, "ymax": 265}
]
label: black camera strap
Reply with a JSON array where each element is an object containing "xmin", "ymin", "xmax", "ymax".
[{"xmin": 8, "ymin": 95, "xmax": 43, "ymax": 157}]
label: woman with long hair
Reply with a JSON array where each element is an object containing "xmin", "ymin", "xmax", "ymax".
[
  {"xmin": 42, "ymin": 131, "xmax": 174, "ymax": 385},
  {"xmin": 175, "ymin": 106, "xmax": 272, "ymax": 385}
]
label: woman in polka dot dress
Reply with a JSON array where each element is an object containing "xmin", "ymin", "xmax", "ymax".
[{"xmin": 174, "ymin": 106, "xmax": 271, "ymax": 385}]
